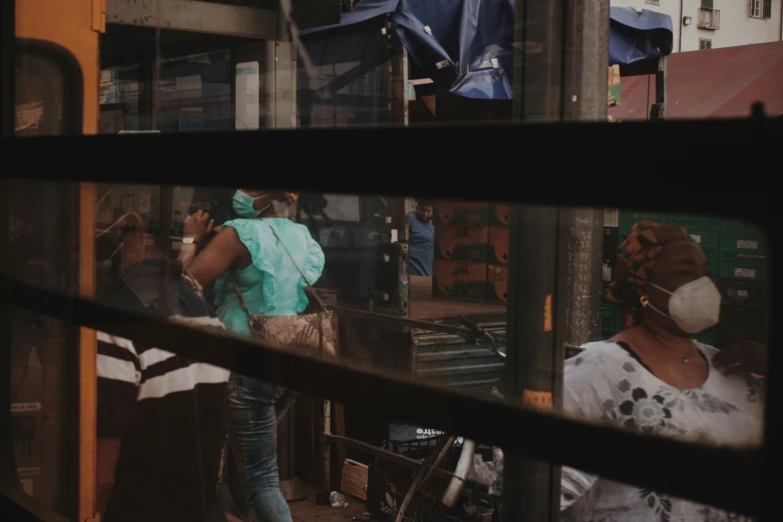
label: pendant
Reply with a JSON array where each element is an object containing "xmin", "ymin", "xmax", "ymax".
[{"xmin": 682, "ymin": 357, "xmax": 690, "ymax": 363}]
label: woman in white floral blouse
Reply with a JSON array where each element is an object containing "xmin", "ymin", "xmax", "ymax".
[{"xmin": 561, "ymin": 221, "xmax": 765, "ymax": 522}]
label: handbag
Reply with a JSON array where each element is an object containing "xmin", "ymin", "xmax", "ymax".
[{"xmin": 231, "ymin": 221, "xmax": 338, "ymax": 357}]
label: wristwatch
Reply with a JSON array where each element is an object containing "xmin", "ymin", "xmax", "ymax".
[{"xmin": 182, "ymin": 237, "xmax": 196, "ymax": 245}]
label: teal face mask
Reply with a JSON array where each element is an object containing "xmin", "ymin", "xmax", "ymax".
[{"xmin": 232, "ymin": 190, "xmax": 266, "ymax": 218}]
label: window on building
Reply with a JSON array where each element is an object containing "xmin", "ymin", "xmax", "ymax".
[
  {"xmin": 701, "ymin": 0, "xmax": 714, "ymax": 9},
  {"xmin": 699, "ymin": 38, "xmax": 713, "ymax": 50},
  {"xmin": 751, "ymin": 0, "xmax": 773, "ymax": 19}
]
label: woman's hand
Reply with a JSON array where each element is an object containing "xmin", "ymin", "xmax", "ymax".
[
  {"xmin": 713, "ymin": 340, "xmax": 767, "ymax": 377},
  {"xmin": 184, "ymin": 209, "xmax": 215, "ymax": 244}
]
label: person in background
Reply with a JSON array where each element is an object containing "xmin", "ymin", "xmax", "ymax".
[
  {"xmin": 408, "ymin": 199, "xmax": 434, "ymax": 277},
  {"xmin": 95, "ymin": 211, "xmax": 230, "ymax": 522},
  {"xmin": 560, "ymin": 221, "xmax": 765, "ymax": 522},
  {"xmin": 177, "ymin": 189, "xmax": 325, "ymax": 522}
]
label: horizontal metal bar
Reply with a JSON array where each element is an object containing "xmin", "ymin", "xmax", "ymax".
[
  {"xmin": 333, "ymin": 306, "xmax": 477, "ymax": 337},
  {"xmin": 6, "ymin": 124, "xmax": 778, "ymax": 226},
  {"xmin": 1, "ymin": 276, "xmax": 764, "ymax": 517},
  {"xmin": 106, "ymin": 0, "xmax": 281, "ymax": 41}
]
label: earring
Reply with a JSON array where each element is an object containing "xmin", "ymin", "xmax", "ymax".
[{"xmin": 639, "ymin": 295, "xmax": 650, "ymax": 307}]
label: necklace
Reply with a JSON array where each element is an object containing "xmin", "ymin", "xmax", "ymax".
[{"xmin": 644, "ymin": 326, "xmax": 695, "ymax": 363}]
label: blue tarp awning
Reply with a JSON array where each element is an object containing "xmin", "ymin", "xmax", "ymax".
[{"xmin": 301, "ymin": 1, "xmax": 673, "ymax": 100}]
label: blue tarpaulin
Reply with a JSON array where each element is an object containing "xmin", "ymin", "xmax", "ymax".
[{"xmin": 301, "ymin": 1, "xmax": 673, "ymax": 101}]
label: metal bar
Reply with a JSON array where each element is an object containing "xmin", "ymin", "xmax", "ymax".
[
  {"xmin": 511, "ymin": 0, "xmax": 567, "ymax": 122},
  {"xmin": 322, "ymin": 399, "xmax": 331, "ymax": 491},
  {"xmin": 0, "ymin": 178, "xmax": 15, "ymax": 493},
  {"xmin": 0, "ymin": 276, "xmax": 765, "ymax": 517},
  {"xmin": 0, "ymin": 0, "xmax": 13, "ymax": 139},
  {"xmin": 394, "ymin": 435, "xmax": 455, "ymax": 522},
  {"xmin": 78, "ymin": 183, "xmax": 98, "ymax": 522},
  {"xmin": 650, "ymin": 56, "xmax": 668, "ymax": 121},
  {"xmin": 563, "ymin": 0, "xmax": 610, "ymax": 121},
  {"xmin": 502, "ymin": 204, "xmax": 560, "ymax": 522},
  {"xmin": 105, "ymin": 0, "xmax": 281, "ymax": 41},
  {"xmin": 332, "ymin": 305, "xmax": 479, "ymax": 337}
]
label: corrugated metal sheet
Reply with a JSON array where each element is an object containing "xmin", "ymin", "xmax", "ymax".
[
  {"xmin": 609, "ymin": 42, "xmax": 783, "ymax": 121},
  {"xmin": 412, "ymin": 326, "xmax": 506, "ymax": 393}
]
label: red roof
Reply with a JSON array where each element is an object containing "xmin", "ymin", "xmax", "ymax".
[{"xmin": 608, "ymin": 42, "xmax": 783, "ymax": 121}]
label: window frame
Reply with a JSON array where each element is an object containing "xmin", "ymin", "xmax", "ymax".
[
  {"xmin": 4, "ymin": 38, "xmax": 86, "ymax": 522},
  {"xmin": 14, "ymin": 39, "xmax": 84, "ymax": 136},
  {"xmin": 3, "ymin": 133, "xmax": 776, "ymax": 521},
  {"xmin": 750, "ymin": 0, "xmax": 763, "ymax": 19}
]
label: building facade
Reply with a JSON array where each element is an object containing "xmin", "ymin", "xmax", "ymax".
[{"xmin": 612, "ymin": 0, "xmax": 782, "ymax": 52}]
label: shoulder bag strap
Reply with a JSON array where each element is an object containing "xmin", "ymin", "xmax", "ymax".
[{"xmin": 231, "ymin": 272, "xmax": 253, "ymax": 325}]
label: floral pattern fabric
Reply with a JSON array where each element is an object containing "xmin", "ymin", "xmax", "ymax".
[{"xmin": 560, "ymin": 341, "xmax": 763, "ymax": 522}]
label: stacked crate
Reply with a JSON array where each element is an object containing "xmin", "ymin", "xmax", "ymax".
[
  {"xmin": 431, "ymin": 201, "xmax": 509, "ymax": 304},
  {"xmin": 715, "ymin": 220, "xmax": 769, "ymax": 347}
]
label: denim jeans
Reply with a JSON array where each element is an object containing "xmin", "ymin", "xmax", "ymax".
[{"xmin": 226, "ymin": 372, "xmax": 293, "ymax": 522}]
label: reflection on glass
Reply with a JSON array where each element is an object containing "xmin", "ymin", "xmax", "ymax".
[
  {"xmin": 408, "ymin": 199, "xmax": 433, "ymax": 277},
  {"xmin": 15, "ymin": 51, "xmax": 64, "ymax": 136},
  {"xmin": 560, "ymin": 216, "xmax": 766, "ymax": 522},
  {"xmin": 10, "ymin": 308, "xmax": 70, "ymax": 514}
]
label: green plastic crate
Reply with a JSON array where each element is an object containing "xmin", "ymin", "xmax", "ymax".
[
  {"xmin": 720, "ymin": 219, "xmax": 766, "ymax": 254},
  {"xmin": 694, "ymin": 326, "xmax": 716, "ymax": 346},
  {"xmin": 668, "ymin": 215, "xmax": 721, "ymax": 235},
  {"xmin": 719, "ymin": 251, "xmax": 769, "ymax": 281},
  {"xmin": 685, "ymin": 231, "xmax": 718, "ymax": 249},
  {"xmin": 618, "ymin": 211, "xmax": 675, "ymax": 234},
  {"xmin": 600, "ymin": 328, "xmax": 615, "ymax": 341},
  {"xmin": 600, "ymin": 304, "xmax": 617, "ymax": 331}
]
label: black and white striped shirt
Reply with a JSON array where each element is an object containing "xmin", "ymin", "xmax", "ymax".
[{"xmin": 97, "ymin": 259, "xmax": 229, "ymax": 522}]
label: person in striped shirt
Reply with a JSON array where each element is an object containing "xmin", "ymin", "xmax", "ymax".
[{"xmin": 95, "ymin": 211, "xmax": 230, "ymax": 522}]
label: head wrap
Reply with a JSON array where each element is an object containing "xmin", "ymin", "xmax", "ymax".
[{"xmin": 606, "ymin": 220, "xmax": 694, "ymax": 328}]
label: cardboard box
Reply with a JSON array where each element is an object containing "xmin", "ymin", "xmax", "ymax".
[
  {"xmin": 434, "ymin": 201, "xmax": 490, "ymax": 226},
  {"xmin": 490, "ymin": 204, "xmax": 510, "ymax": 226},
  {"xmin": 487, "ymin": 265, "xmax": 508, "ymax": 303},
  {"xmin": 433, "ymin": 261, "xmax": 488, "ymax": 301},
  {"xmin": 341, "ymin": 459, "xmax": 368, "ymax": 501},
  {"xmin": 435, "ymin": 226, "xmax": 490, "ymax": 263},
  {"xmin": 488, "ymin": 227, "xmax": 508, "ymax": 265}
]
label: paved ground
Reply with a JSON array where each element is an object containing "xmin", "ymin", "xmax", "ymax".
[{"xmin": 290, "ymin": 494, "xmax": 373, "ymax": 522}]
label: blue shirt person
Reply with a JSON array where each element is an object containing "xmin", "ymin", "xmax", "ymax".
[{"xmin": 408, "ymin": 200, "xmax": 434, "ymax": 277}]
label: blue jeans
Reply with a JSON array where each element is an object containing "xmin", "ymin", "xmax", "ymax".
[{"xmin": 226, "ymin": 372, "xmax": 293, "ymax": 522}]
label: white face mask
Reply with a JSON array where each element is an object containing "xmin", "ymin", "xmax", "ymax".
[{"xmin": 643, "ymin": 276, "xmax": 721, "ymax": 334}]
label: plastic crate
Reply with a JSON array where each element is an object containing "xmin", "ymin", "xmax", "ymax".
[
  {"xmin": 668, "ymin": 215, "xmax": 721, "ymax": 235},
  {"xmin": 719, "ymin": 251, "xmax": 769, "ymax": 281},
  {"xmin": 600, "ymin": 304, "xmax": 617, "ymax": 330},
  {"xmin": 716, "ymin": 303, "xmax": 770, "ymax": 346},
  {"xmin": 686, "ymin": 231, "xmax": 718, "ymax": 249},
  {"xmin": 702, "ymin": 247, "xmax": 719, "ymax": 279},
  {"xmin": 718, "ymin": 278, "xmax": 769, "ymax": 308},
  {"xmin": 618, "ymin": 211, "xmax": 675, "ymax": 234},
  {"xmin": 694, "ymin": 326, "xmax": 716, "ymax": 346},
  {"xmin": 720, "ymin": 220, "xmax": 766, "ymax": 254}
]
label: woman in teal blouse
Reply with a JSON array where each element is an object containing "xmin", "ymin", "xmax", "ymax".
[{"xmin": 178, "ymin": 190, "xmax": 325, "ymax": 522}]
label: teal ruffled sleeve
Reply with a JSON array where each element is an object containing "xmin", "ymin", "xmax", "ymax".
[
  {"xmin": 303, "ymin": 231, "xmax": 326, "ymax": 286},
  {"xmin": 213, "ymin": 218, "xmax": 325, "ymax": 317}
]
